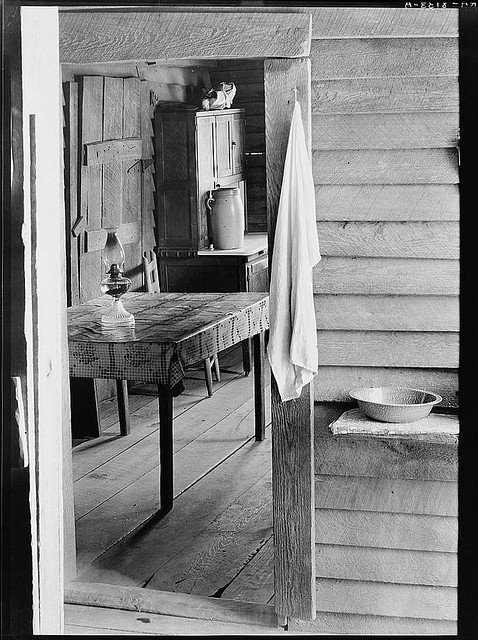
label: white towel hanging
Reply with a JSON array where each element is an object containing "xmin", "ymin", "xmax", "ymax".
[{"xmin": 267, "ymin": 101, "xmax": 321, "ymax": 402}]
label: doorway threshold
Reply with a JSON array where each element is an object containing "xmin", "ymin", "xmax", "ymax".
[{"xmin": 64, "ymin": 581, "xmax": 284, "ymax": 635}]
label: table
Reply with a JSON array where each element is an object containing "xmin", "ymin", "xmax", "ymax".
[
  {"xmin": 159, "ymin": 233, "xmax": 269, "ymax": 374},
  {"xmin": 67, "ymin": 292, "xmax": 269, "ymax": 515}
]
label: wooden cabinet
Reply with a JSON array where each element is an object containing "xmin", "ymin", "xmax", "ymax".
[
  {"xmin": 154, "ymin": 106, "xmax": 246, "ymax": 254},
  {"xmin": 158, "ymin": 233, "xmax": 268, "ymax": 294}
]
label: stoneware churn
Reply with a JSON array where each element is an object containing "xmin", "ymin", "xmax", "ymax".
[{"xmin": 206, "ymin": 187, "xmax": 244, "ymax": 250}]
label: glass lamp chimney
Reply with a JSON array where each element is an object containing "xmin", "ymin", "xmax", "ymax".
[{"xmin": 102, "ymin": 228, "xmax": 125, "ymax": 276}]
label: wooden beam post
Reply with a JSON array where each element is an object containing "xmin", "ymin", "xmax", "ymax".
[
  {"xmin": 59, "ymin": 11, "xmax": 311, "ymax": 64},
  {"xmin": 21, "ymin": 6, "xmax": 70, "ymax": 634},
  {"xmin": 265, "ymin": 57, "xmax": 316, "ymax": 621}
]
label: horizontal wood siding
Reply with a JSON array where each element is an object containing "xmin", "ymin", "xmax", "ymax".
[
  {"xmin": 317, "ymin": 221, "xmax": 459, "ymax": 259},
  {"xmin": 312, "ymin": 112, "xmax": 459, "ymax": 149},
  {"xmin": 315, "ymin": 184, "xmax": 460, "ymax": 220},
  {"xmin": 313, "ymin": 257, "xmax": 459, "ymax": 295},
  {"xmin": 288, "ymin": 611, "xmax": 456, "ymax": 635},
  {"xmin": 316, "ymin": 331, "xmax": 458, "ymax": 368},
  {"xmin": 310, "ymin": 37, "xmax": 458, "ymax": 79},
  {"xmin": 313, "ymin": 398, "xmax": 457, "ymax": 631},
  {"xmin": 313, "ymin": 148, "xmax": 458, "ymax": 184},
  {"xmin": 314, "ymin": 544, "xmax": 457, "ymax": 587},
  {"xmin": 314, "ymin": 578, "xmax": 456, "ymax": 620},
  {"xmin": 308, "ymin": 7, "xmax": 458, "ymax": 39},
  {"xmin": 312, "ymin": 76, "xmax": 459, "ymax": 113},
  {"xmin": 314, "ymin": 367, "xmax": 458, "ymax": 407},
  {"xmin": 315, "ymin": 295, "xmax": 459, "ymax": 332},
  {"xmin": 311, "ymin": 18, "xmax": 459, "ymax": 405},
  {"xmin": 308, "ymin": 10, "xmax": 459, "ymax": 634},
  {"xmin": 315, "ymin": 475, "xmax": 457, "ymax": 517}
]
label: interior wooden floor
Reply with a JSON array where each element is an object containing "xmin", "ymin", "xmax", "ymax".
[{"xmin": 69, "ymin": 344, "xmax": 274, "ymax": 616}]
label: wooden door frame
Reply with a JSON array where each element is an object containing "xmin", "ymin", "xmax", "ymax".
[
  {"xmin": 11, "ymin": 6, "xmax": 315, "ymax": 633},
  {"xmin": 5, "ymin": 5, "xmax": 74, "ymax": 635},
  {"xmin": 265, "ymin": 57, "xmax": 316, "ymax": 621}
]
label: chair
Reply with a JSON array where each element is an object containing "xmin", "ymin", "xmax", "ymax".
[{"xmin": 142, "ymin": 250, "xmax": 221, "ymax": 397}]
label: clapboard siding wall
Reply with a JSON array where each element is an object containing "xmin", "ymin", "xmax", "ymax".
[
  {"xmin": 306, "ymin": 10, "xmax": 459, "ymax": 633},
  {"xmin": 310, "ymin": 12, "xmax": 459, "ymax": 406},
  {"xmin": 202, "ymin": 7, "xmax": 459, "ymax": 404},
  {"xmin": 286, "ymin": 403, "xmax": 458, "ymax": 635}
]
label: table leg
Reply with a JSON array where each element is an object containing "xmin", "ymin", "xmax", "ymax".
[
  {"xmin": 253, "ymin": 331, "xmax": 266, "ymax": 441},
  {"xmin": 242, "ymin": 338, "xmax": 252, "ymax": 376},
  {"xmin": 116, "ymin": 380, "xmax": 130, "ymax": 436},
  {"xmin": 70, "ymin": 378, "xmax": 100, "ymax": 439},
  {"xmin": 203, "ymin": 359, "xmax": 214, "ymax": 397},
  {"xmin": 158, "ymin": 385, "xmax": 174, "ymax": 515}
]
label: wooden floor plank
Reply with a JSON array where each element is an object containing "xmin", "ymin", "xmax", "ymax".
[
  {"xmin": 220, "ymin": 535, "xmax": 275, "ymax": 604},
  {"xmin": 74, "ymin": 437, "xmax": 272, "ymax": 586},
  {"xmin": 74, "ymin": 432, "xmax": 159, "ymax": 520},
  {"xmin": 73, "ymin": 370, "xmax": 250, "ymax": 482},
  {"xmin": 73, "ymin": 391, "xmax": 193, "ymax": 481},
  {"xmin": 74, "ymin": 395, "xmax": 270, "ymax": 570},
  {"xmin": 146, "ymin": 473, "xmax": 272, "ymax": 594},
  {"xmin": 99, "ymin": 393, "xmax": 148, "ymax": 430},
  {"xmin": 145, "ymin": 531, "xmax": 271, "ymax": 597},
  {"xmin": 74, "ymin": 375, "xmax": 264, "ymax": 517},
  {"xmin": 173, "ymin": 392, "xmax": 270, "ymax": 499},
  {"xmin": 72, "ymin": 351, "xmax": 274, "ymax": 608}
]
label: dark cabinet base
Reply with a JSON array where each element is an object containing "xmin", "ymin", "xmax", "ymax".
[
  {"xmin": 158, "ymin": 239, "xmax": 268, "ymax": 295},
  {"xmin": 160, "ymin": 255, "xmax": 245, "ymax": 293}
]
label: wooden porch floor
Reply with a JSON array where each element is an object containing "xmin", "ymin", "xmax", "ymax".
[{"xmin": 69, "ymin": 344, "xmax": 275, "ymax": 621}]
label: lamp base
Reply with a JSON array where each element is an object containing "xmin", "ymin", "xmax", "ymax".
[{"xmin": 101, "ymin": 298, "xmax": 135, "ymax": 327}]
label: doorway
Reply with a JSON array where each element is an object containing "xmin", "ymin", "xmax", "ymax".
[
  {"xmin": 22, "ymin": 6, "xmax": 315, "ymax": 633},
  {"xmin": 65, "ymin": 55, "xmax": 274, "ymax": 626}
]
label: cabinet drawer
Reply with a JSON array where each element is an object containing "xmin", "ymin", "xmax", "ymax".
[{"xmin": 159, "ymin": 255, "xmax": 242, "ymax": 292}]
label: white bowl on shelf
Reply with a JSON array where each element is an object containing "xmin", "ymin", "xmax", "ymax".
[{"xmin": 349, "ymin": 387, "xmax": 442, "ymax": 423}]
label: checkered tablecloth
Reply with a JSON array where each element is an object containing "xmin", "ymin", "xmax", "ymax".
[{"xmin": 68, "ymin": 292, "xmax": 269, "ymax": 388}]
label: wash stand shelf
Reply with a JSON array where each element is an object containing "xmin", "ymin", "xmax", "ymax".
[{"xmin": 294, "ymin": 402, "xmax": 459, "ymax": 635}]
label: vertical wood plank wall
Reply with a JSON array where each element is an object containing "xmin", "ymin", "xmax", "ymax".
[
  {"xmin": 62, "ymin": 62, "xmax": 213, "ymax": 301},
  {"xmin": 61, "ymin": 62, "xmax": 211, "ymax": 401}
]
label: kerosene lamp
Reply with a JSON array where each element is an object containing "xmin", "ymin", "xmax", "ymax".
[{"xmin": 100, "ymin": 228, "xmax": 135, "ymax": 327}]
